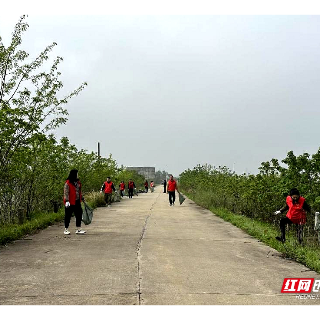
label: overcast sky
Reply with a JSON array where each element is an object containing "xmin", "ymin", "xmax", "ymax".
[{"xmin": 1, "ymin": 4, "xmax": 320, "ymax": 176}]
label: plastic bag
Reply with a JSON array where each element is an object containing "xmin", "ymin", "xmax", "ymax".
[
  {"xmin": 179, "ymin": 193, "xmax": 186, "ymax": 205},
  {"xmin": 82, "ymin": 201, "xmax": 94, "ymax": 225},
  {"xmin": 115, "ymin": 192, "xmax": 121, "ymax": 202}
]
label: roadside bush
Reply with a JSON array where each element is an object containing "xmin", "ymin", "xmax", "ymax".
[{"xmin": 179, "ymin": 149, "xmax": 320, "ymax": 243}]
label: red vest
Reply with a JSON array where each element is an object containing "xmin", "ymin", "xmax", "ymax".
[
  {"xmin": 128, "ymin": 181, "xmax": 134, "ymax": 189},
  {"xmin": 167, "ymin": 180, "xmax": 176, "ymax": 192},
  {"xmin": 64, "ymin": 180, "xmax": 82, "ymax": 205},
  {"xmin": 104, "ymin": 181, "xmax": 113, "ymax": 194},
  {"xmin": 286, "ymin": 196, "xmax": 306, "ymax": 225},
  {"xmin": 120, "ymin": 182, "xmax": 125, "ymax": 191}
]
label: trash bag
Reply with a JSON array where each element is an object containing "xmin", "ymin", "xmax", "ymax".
[
  {"xmin": 179, "ymin": 193, "xmax": 186, "ymax": 205},
  {"xmin": 82, "ymin": 201, "xmax": 94, "ymax": 225},
  {"xmin": 112, "ymin": 191, "xmax": 121, "ymax": 202}
]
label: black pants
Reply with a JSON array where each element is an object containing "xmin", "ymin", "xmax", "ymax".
[
  {"xmin": 128, "ymin": 188, "xmax": 134, "ymax": 198},
  {"xmin": 65, "ymin": 200, "xmax": 82, "ymax": 228},
  {"xmin": 104, "ymin": 193, "xmax": 112, "ymax": 205},
  {"xmin": 280, "ymin": 217, "xmax": 292, "ymax": 240},
  {"xmin": 163, "ymin": 185, "xmax": 166, "ymax": 193},
  {"xmin": 168, "ymin": 191, "xmax": 175, "ymax": 205},
  {"xmin": 280, "ymin": 217, "xmax": 304, "ymax": 243},
  {"xmin": 120, "ymin": 190, "xmax": 124, "ymax": 197},
  {"xmin": 145, "ymin": 187, "xmax": 148, "ymax": 193}
]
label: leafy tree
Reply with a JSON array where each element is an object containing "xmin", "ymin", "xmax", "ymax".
[
  {"xmin": 0, "ymin": 15, "xmax": 87, "ymax": 223},
  {"xmin": 0, "ymin": 15, "xmax": 86, "ymax": 170}
]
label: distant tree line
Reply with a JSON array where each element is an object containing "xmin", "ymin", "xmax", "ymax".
[{"xmin": 154, "ymin": 170, "xmax": 169, "ymax": 184}]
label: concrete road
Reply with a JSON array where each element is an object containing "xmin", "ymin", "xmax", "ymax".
[{"xmin": 0, "ymin": 187, "xmax": 319, "ymax": 305}]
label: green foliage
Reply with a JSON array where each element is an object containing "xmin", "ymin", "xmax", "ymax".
[
  {"xmin": 0, "ymin": 15, "xmax": 154, "ymax": 244},
  {"xmin": 0, "ymin": 15, "xmax": 87, "ymax": 224},
  {"xmin": 180, "ymin": 157, "xmax": 320, "ymax": 269},
  {"xmin": 0, "ymin": 209, "xmax": 65, "ymax": 246},
  {"xmin": 84, "ymin": 192, "xmax": 106, "ymax": 209},
  {"xmin": 179, "ymin": 149, "xmax": 320, "ymax": 241},
  {"xmin": 115, "ymin": 168, "xmax": 145, "ymax": 190},
  {"xmin": 154, "ymin": 170, "xmax": 169, "ymax": 184},
  {"xmin": 217, "ymin": 206, "xmax": 320, "ymax": 273}
]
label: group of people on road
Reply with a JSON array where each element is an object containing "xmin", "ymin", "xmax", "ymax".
[
  {"xmin": 101, "ymin": 178, "xmax": 139, "ymax": 201},
  {"xmin": 63, "ymin": 170, "xmax": 181, "ymax": 235},
  {"xmin": 63, "ymin": 169, "xmax": 312, "ymax": 245},
  {"xmin": 118, "ymin": 179, "xmax": 136, "ymax": 198}
]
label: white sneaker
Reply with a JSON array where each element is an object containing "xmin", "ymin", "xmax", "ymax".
[
  {"xmin": 75, "ymin": 229, "xmax": 86, "ymax": 234},
  {"xmin": 107, "ymin": 205, "xmax": 111, "ymax": 207},
  {"xmin": 64, "ymin": 229, "xmax": 70, "ymax": 235}
]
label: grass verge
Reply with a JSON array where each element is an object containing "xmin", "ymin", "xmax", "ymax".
[
  {"xmin": 0, "ymin": 210, "xmax": 65, "ymax": 246},
  {"xmin": 184, "ymin": 191, "xmax": 320, "ymax": 274},
  {"xmin": 0, "ymin": 192, "xmax": 111, "ymax": 246}
]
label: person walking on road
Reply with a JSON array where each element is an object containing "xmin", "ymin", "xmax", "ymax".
[
  {"xmin": 144, "ymin": 180, "xmax": 149, "ymax": 193},
  {"xmin": 274, "ymin": 188, "xmax": 311, "ymax": 243},
  {"xmin": 100, "ymin": 177, "xmax": 116, "ymax": 207},
  {"xmin": 150, "ymin": 181, "xmax": 155, "ymax": 192},
  {"xmin": 163, "ymin": 179, "xmax": 167, "ymax": 193},
  {"xmin": 167, "ymin": 175, "xmax": 179, "ymax": 206},
  {"xmin": 128, "ymin": 179, "xmax": 136, "ymax": 198},
  {"xmin": 63, "ymin": 169, "xmax": 86, "ymax": 235},
  {"xmin": 119, "ymin": 181, "xmax": 125, "ymax": 197}
]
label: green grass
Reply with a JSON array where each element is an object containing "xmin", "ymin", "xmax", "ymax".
[
  {"xmin": 0, "ymin": 193, "xmax": 110, "ymax": 246},
  {"xmin": 184, "ymin": 191, "xmax": 320, "ymax": 274},
  {"xmin": 2, "ymin": 191, "xmax": 320, "ymax": 274},
  {"xmin": 0, "ymin": 210, "xmax": 65, "ymax": 246}
]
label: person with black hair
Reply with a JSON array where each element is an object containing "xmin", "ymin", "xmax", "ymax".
[
  {"xmin": 167, "ymin": 175, "xmax": 179, "ymax": 206},
  {"xmin": 119, "ymin": 181, "xmax": 125, "ymax": 197},
  {"xmin": 63, "ymin": 169, "xmax": 86, "ymax": 235},
  {"xmin": 274, "ymin": 188, "xmax": 311, "ymax": 243},
  {"xmin": 163, "ymin": 179, "xmax": 167, "ymax": 193},
  {"xmin": 128, "ymin": 179, "xmax": 136, "ymax": 198},
  {"xmin": 100, "ymin": 177, "xmax": 116, "ymax": 207}
]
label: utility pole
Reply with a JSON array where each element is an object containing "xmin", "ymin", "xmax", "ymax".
[{"xmin": 98, "ymin": 142, "xmax": 100, "ymax": 158}]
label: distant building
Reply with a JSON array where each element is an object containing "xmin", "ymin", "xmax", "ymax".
[{"xmin": 126, "ymin": 167, "xmax": 155, "ymax": 180}]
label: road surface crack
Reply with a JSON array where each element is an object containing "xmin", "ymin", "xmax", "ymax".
[{"xmin": 136, "ymin": 192, "xmax": 160, "ymax": 305}]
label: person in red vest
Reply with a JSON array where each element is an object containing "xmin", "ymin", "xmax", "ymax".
[
  {"xmin": 119, "ymin": 181, "xmax": 125, "ymax": 197},
  {"xmin": 63, "ymin": 169, "xmax": 86, "ymax": 235},
  {"xmin": 274, "ymin": 188, "xmax": 311, "ymax": 243},
  {"xmin": 128, "ymin": 179, "xmax": 136, "ymax": 198},
  {"xmin": 150, "ymin": 181, "xmax": 155, "ymax": 192},
  {"xmin": 167, "ymin": 175, "xmax": 179, "ymax": 206},
  {"xmin": 100, "ymin": 177, "xmax": 116, "ymax": 207},
  {"xmin": 144, "ymin": 180, "xmax": 149, "ymax": 193}
]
